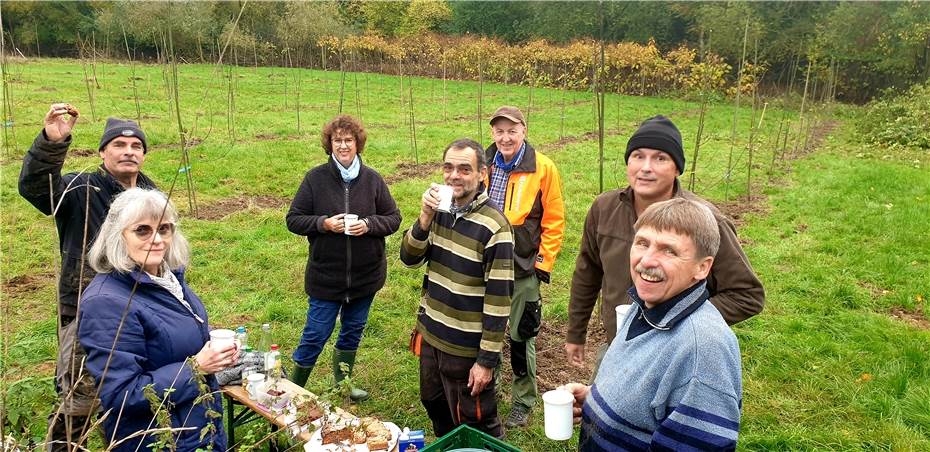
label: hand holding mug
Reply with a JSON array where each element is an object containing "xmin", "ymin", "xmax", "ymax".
[{"xmin": 323, "ymin": 213, "xmax": 347, "ymax": 233}]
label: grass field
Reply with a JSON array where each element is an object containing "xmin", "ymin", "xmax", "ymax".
[{"xmin": 1, "ymin": 58, "xmax": 928, "ymax": 450}]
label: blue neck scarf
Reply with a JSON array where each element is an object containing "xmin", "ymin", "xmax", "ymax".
[
  {"xmin": 333, "ymin": 153, "xmax": 361, "ymax": 182},
  {"xmin": 493, "ymin": 142, "xmax": 526, "ymax": 172}
]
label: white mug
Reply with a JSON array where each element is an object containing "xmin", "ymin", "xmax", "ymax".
[
  {"xmin": 615, "ymin": 304, "xmax": 632, "ymax": 328},
  {"xmin": 344, "ymin": 214, "xmax": 359, "ymax": 235},
  {"xmin": 542, "ymin": 389, "xmax": 574, "ymax": 440},
  {"xmin": 209, "ymin": 329, "xmax": 236, "ymax": 351},
  {"xmin": 246, "ymin": 373, "xmax": 266, "ymax": 400},
  {"xmin": 436, "ymin": 185, "xmax": 453, "ymax": 213}
]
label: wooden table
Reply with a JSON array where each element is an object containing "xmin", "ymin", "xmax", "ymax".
[
  {"xmin": 222, "ymin": 379, "xmax": 314, "ymax": 448},
  {"xmin": 222, "ymin": 379, "xmax": 400, "ymax": 451}
]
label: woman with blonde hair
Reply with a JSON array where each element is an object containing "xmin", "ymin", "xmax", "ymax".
[{"xmin": 78, "ymin": 188, "xmax": 233, "ymax": 451}]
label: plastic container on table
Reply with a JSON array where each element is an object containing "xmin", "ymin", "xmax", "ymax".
[{"xmin": 421, "ymin": 424, "xmax": 519, "ymax": 452}]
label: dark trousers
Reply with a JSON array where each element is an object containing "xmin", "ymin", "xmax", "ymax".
[
  {"xmin": 419, "ymin": 340, "xmax": 502, "ymax": 439},
  {"xmin": 48, "ymin": 318, "xmax": 100, "ymax": 452}
]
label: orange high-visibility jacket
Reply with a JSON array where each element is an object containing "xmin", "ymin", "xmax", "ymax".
[{"xmin": 485, "ymin": 141, "xmax": 565, "ymax": 279}]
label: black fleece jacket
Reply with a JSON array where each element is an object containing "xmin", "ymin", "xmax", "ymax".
[{"xmin": 286, "ymin": 158, "xmax": 401, "ymax": 301}]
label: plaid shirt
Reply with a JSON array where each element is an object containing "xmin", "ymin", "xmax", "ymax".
[{"xmin": 488, "ymin": 142, "xmax": 525, "ymax": 212}]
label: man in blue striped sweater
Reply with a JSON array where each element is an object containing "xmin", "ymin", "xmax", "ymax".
[
  {"xmin": 563, "ymin": 197, "xmax": 742, "ymax": 451},
  {"xmin": 401, "ymin": 138, "xmax": 514, "ymax": 439}
]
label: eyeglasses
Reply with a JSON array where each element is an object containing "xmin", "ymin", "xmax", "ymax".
[
  {"xmin": 332, "ymin": 138, "xmax": 355, "ymax": 148},
  {"xmin": 128, "ymin": 223, "xmax": 175, "ymax": 240}
]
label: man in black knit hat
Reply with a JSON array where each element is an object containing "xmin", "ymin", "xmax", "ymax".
[
  {"xmin": 19, "ymin": 104, "xmax": 157, "ymax": 451},
  {"xmin": 563, "ymin": 115, "xmax": 765, "ymax": 373}
]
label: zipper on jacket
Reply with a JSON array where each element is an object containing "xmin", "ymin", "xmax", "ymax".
[
  {"xmin": 344, "ymin": 182, "xmax": 352, "ymax": 303},
  {"xmin": 508, "ymin": 182, "xmax": 516, "ymax": 211}
]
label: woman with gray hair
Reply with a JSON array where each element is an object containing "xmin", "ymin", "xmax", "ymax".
[{"xmin": 78, "ymin": 188, "xmax": 233, "ymax": 452}]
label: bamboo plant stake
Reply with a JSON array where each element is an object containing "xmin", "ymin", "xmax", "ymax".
[
  {"xmin": 688, "ymin": 91, "xmax": 708, "ymax": 192},
  {"xmin": 792, "ymin": 58, "xmax": 813, "ymax": 157},
  {"xmin": 1, "ymin": 23, "xmax": 17, "ymax": 159},
  {"xmin": 725, "ymin": 19, "xmax": 750, "ymax": 201},
  {"xmin": 746, "ymin": 99, "xmax": 767, "ymax": 201},
  {"xmin": 477, "ymin": 53, "xmax": 484, "ymax": 138},
  {"xmin": 167, "ymin": 25, "xmax": 197, "ymax": 216},
  {"xmin": 596, "ymin": 16, "xmax": 606, "ymax": 194},
  {"xmin": 408, "ymin": 76, "xmax": 419, "ymax": 165},
  {"xmin": 121, "ymin": 25, "xmax": 142, "ymax": 124},
  {"xmin": 78, "ymin": 33, "xmax": 97, "ymax": 122},
  {"xmin": 338, "ymin": 49, "xmax": 347, "ymax": 114}
]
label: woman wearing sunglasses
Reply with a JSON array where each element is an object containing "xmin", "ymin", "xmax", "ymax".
[
  {"xmin": 286, "ymin": 114, "xmax": 401, "ymax": 401},
  {"xmin": 77, "ymin": 188, "xmax": 233, "ymax": 452}
]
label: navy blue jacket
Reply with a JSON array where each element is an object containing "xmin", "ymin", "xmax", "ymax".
[{"xmin": 78, "ymin": 268, "xmax": 225, "ymax": 452}]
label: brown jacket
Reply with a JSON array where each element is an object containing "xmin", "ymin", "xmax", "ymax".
[{"xmin": 566, "ymin": 183, "xmax": 765, "ymax": 344}]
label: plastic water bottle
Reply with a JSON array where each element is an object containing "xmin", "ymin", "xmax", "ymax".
[
  {"xmin": 235, "ymin": 326, "xmax": 249, "ymax": 351},
  {"xmin": 265, "ymin": 344, "xmax": 281, "ymax": 377},
  {"xmin": 259, "ymin": 323, "xmax": 271, "ymax": 354}
]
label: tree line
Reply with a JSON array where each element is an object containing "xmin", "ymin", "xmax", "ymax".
[{"xmin": 2, "ymin": 1, "xmax": 929, "ymax": 102}]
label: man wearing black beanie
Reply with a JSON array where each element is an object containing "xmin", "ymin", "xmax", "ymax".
[
  {"xmin": 19, "ymin": 104, "xmax": 156, "ymax": 451},
  {"xmin": 565, "ymin": 114, "xmax": 765, "ymax": 373}
]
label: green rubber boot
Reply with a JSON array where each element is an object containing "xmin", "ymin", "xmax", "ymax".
[
  {"xmin": 332, "ymin": 348, "xmax": 369, "ymax": 402},
  {"xmin": 290, "ymin": 364, "xmax": 314, "ymax": 388}
]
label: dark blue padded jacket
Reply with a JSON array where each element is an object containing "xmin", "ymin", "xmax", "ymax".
[{"xmin": 78, "ymin": 268, "xmax": 226, "ymax": 452}]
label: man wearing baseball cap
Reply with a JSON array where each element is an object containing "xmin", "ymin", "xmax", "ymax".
[
  {"xmin": 19, "ymin": 104, "xmax": 156, "ymax": 451},
  {"xmin": 484, "ymin": 105, "xmax": 565, "ymax": 428},
  {"xmin": 564, "ymin": 115, "xmax": 765, "ymax": 373}
]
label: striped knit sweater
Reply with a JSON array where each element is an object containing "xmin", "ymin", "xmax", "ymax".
[
  {"xmin": 400, "ymin": 192, "xmax": 514, "ymax": 368},
  {"xmin": 580, "ymin": 281, "xmax": 742, "ymax": 451}
]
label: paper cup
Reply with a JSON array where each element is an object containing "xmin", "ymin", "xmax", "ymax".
[
  {"xmin": 436, "ymin": 185, "xmax": 453, "ymax": 213},
  {"xmin": 344, "ymin": 214, "xmax": 359, "ymax": 235},
  {"xmin": 246, "ymin": 373, "xmax": 266, "ymax": 400},
  {"xmin": 543, "ymin": 389, "xmax": 574, "ymax": 440},
  {"xmin": 210, "ymin": 329, "xmax": 236, "ymax": 351},
  {"xmin": 615, "ymin": 304, "xmax": 632, "ymax": 327}
]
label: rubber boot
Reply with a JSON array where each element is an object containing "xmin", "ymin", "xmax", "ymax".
[
  {"xmin": 332, "ymin": 348, "xmax": 369, "ymax": 402},
  {"xmin": 290, "ymin": 364, "xmax": 314, "ymax": 388}
]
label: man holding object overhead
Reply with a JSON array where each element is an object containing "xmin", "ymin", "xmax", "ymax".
[{"xmin": 19, "ymin": 104, "xmax": 156, "ymax": 451}]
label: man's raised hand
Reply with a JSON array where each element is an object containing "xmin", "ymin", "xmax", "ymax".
[{"xmin": 44, "ymin": 103, "xmax": 79, "ymax": 143}]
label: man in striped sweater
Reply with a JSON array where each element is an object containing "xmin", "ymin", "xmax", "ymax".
[
  {"xmin": 563, "ymin": 198, "xmax": 742, "ymax": 451},
  {"xmin": 401, "ymin": 138, "xmax": 514, "ymax": 439}
]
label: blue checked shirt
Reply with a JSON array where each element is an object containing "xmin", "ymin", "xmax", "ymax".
[{"xmin": 488, "ymin": 142, "xmax": 525, "ymax": 212}]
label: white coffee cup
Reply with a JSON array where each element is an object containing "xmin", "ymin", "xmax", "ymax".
[
  {"xmin": 209, "ymin": 329, "xmax": 236, "ymax": 351},
  {"xmin": 543, "ymin": 389, "xmax": 574, "ymax": 440},
  {"xmin": 246, "ymin": 373, "xmax": 266, "ymax": 400},
  {"xmin": 616, "ymin": 304, "xmax": 632, "ymax": 328},
  {"xmin": 344, "ymin": 214, "xmax": 359, "ymax": 235},
  {"xmin": 435, "ymin": 185, "xmax": 453, "ymax": 213}
]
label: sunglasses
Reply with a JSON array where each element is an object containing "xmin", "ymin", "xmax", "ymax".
[{"xmin": 128, "ymin": 223, "xmax": 175, "ymax": 240}]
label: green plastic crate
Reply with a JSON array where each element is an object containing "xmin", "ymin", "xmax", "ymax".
[{"xmin": 421, "ymin": 424, "xmax": 521, "ymax": 452}]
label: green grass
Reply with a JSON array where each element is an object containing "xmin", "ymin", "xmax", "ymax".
[{"xmin": 1, "ymin": 58, "xmax": 928, "ymax": 450}]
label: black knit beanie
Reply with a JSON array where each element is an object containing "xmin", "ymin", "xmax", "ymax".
[
  {"xmin": 98, "ymin": 118, "xmax": 148, "ymax": 153},
  {"xmin": 624, "ymin": 115, "xmax": 684, "ymax": 174}
]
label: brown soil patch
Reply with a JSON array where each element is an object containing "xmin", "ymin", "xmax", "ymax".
[
  {"xmin": 5, "ymin": 360, "xmax": 57, "ymax": 378},
  {"xmin": 384, "ymin": 162, "xmax": 436, "ymax": 185},
  {"xmin": 499, "ymin": 318, "xmax": 608, "ymax": 392},
  {"xmin": 715, "ymin": 193, "xmax": 771, "ymax": 228},
  {"xmin": 889, "ymin": 307, "xmax": 929, "ymax": 330},
  {"xmin": 3, "ymin": 272, "xmax": 56, "ymax": 297},
  {"xmin": 149, "ymin": 138, "xmax": 203, "ymax": 152},
  {"xmin": 69, "ymin": 148, "xmax": 97, "ymax": 157},
  {"xmin": 193, "ymin": 195, "xmax": 290, "ymax": 221}
]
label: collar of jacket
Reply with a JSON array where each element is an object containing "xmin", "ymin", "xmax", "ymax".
[
  {"xmin": 486, "ymin": 141, "xmax": 537, "ymax": 174},
  {"xmin": 96, "ymin": 164, "xmax": 157, "ymax": 191},
  {"xmin": 124, "ymin": 266, "xmax": 186, "ymax": 286},
  {"xmin": 628, "ymin": 280, "xmax": 709, "ymax": 331},
  {"xmin": 326, "ymin": 155, "xmax": 366, "ymax": 182},
  {"xmin": 443, "ymin": 185, "xmax": 490, "ymax": 217}
]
